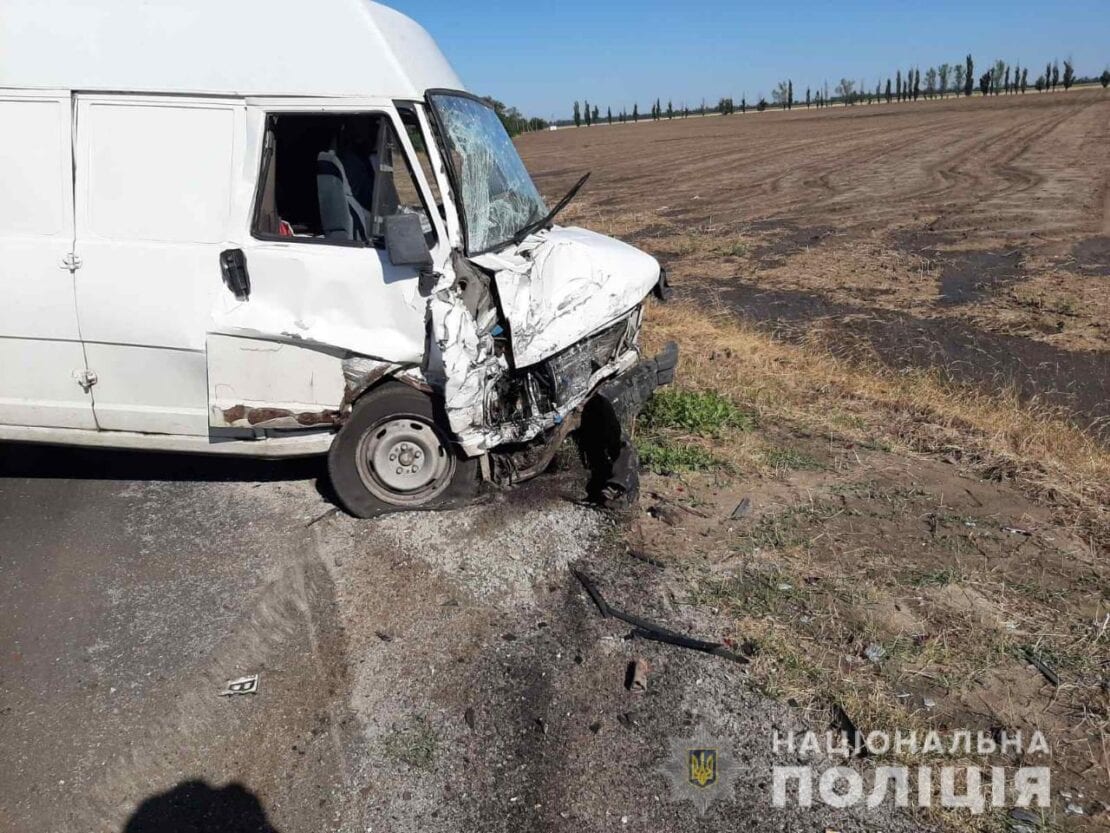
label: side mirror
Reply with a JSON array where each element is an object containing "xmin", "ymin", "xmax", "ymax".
[{"xmin": 384, "ymin": 214, "xmax": 433, "ymax": 269}]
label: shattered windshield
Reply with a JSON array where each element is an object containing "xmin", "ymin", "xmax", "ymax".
[{"xmin": 428, "ymin": 93, "xmax": 548, "ymax": 255}]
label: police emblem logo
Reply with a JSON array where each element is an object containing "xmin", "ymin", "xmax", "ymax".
[
  {"xmin": 658, "ymin": 726, "xmax": 737, "ymax": 815},
  {"xmin": 688, "ymin": 749, "xmax": 717, "ymax": 789}
]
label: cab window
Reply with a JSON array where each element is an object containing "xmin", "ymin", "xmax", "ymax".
[{"xmin": 252, "ymin": 112, "xmax": 436, "ymax": 247}]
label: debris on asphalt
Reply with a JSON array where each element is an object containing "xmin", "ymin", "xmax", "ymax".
[
  {"xmin": 1002, "ymin": 526, "xmax": 1034, "ymax": 536},
  {"xmin": 729, "ymin": 497, "xmax": 753, "ymax": 521},
  {"xmin": 375, "ymin": 630, "xmax": 394, "ymax": 643},
  {"xmin": 1022, "ymin": 647, "xmax": 1060, "ymax": 686},
  {"xmin": 218, "ymin": 674, "xmax": 260, "ymax": 697},
  {"xmin": 626, "ymin": 659, "xmax": 651, "ymax": 692},
  {"xmin": 306, "ymin": 507, "xmax": 339, "ymax": 528},
  {"xmin": 572, "ymin": 569, "xmax": 749, "ymax": 665},
  {"xmin": 464, "ymin": 707, "xmax": 476, "ymax": 730}
]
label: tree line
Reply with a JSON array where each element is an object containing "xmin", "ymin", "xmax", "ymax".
[
  {"xmin": 481, "ymin": 96, "xmax": 549, "ymax": 137},
  {"xmin": 565, "ymin": 55, "xmax": 1108, "ymax": 125}
]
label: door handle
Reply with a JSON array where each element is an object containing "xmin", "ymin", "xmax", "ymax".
[{"xmin": 220, "ymin": 249, "xmax": 251, "ymax": 301}]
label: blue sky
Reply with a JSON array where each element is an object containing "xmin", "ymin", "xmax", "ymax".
[{"xmin": 386, "ymin": 0, "xmax": 1110, "ymax": 119}]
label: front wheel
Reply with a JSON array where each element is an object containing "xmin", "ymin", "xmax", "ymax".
[{"xmin": 328, "ymin": 382, "xmax": 479, "ymax": 519}]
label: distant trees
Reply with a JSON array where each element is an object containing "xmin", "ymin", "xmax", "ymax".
[
  {"xmin": 573, "ymin": 101, "xmax": 581, "ymax": 127},
  {"xmin": 938, "ymin": 64, "xmax": 950, "ymax": 97},
  {"xmin": 482, "ymin": 97, "xmax": 547, "ymax": 135},
  {"xmin": 584, "ymin": 99, "xmax": 591, "ymax": 126},
  {"xmin": 979, "ymin": 69, "xmax": 992, "ymax": 97},
  {"xmin": 1102, "ymin": 69, "xmax": 1110, "ymax": 89},
  {"xmin": 772, "ymin": 80, "xmax": 791, "ymax": 108},
  {"xmin": 598, "ymin": 49, "xmax": 1091, "ymax": 134}
]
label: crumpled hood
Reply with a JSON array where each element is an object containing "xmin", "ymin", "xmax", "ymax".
[{"xmin": 472, "ymin": 226, "xmax": 660, "ymax": 368}]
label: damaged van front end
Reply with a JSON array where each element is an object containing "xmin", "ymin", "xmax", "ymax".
[{"xmin": 417, "ymin": 91, "xmax": 677, "ymax": 508}]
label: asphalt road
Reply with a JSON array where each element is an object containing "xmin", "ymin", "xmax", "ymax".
[
  {"xmin": 0, "ymin": 443, "xmax": 350, "ymax": 832},
  {"xmin": 0, "ymin": 442, "xmax": 927, "ymax": 833}
]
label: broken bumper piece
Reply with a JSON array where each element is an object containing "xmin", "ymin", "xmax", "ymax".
[{"xmin": 582, "ymin": 340, "xmax": 679, "ymax": 508}]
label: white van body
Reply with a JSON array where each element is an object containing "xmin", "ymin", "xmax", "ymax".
[{"xmin": 0, "ymin": 0, "xmax": 673, "ymax": 513}]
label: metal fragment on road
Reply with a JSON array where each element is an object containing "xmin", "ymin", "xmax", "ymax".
[
  {"xmin": 627, "ymin": 658, "xmax": 651, "ymax": 692},
  {"xmin": 218, "ymin": 674, "xmax": 260, "ymax": 696}
]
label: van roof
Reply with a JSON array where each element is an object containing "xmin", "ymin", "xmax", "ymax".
[{"xmin": 0, "ymin": 0, "xmax": 464, "ymax": 99}]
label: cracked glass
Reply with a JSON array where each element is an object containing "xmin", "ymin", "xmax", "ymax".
[{"xmin": 428, "ymin": 93, "xmax": 547, "ymax": 254}]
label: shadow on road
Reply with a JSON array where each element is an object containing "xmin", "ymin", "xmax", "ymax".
[
  {"xmin": 0, "ymin": 443, "xmax": 325, "ymax": 484},
  {"xmin": 122, "ymin": 780, "xmax": 280, "ymax": 833}
]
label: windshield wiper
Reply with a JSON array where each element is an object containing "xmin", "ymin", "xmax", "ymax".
[{"xmin": 511, "ymin": 172, "xmax": 591, "ymax": 246}]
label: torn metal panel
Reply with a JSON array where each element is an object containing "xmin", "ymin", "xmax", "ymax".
[
  {"xmin": 341, "ymin": 356, "xmax": 404, "ymax": 410},
  {"xmin": 208, "ymin": 333, "xmax": 409, "ymax": 431},
  {"xmin": 473, "ymin": 226, "xmax": 660, "ymax": 369}
]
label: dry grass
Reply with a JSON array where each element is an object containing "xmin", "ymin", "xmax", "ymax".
[
  {"xmin": 638, "ymin": 299, "xmax": 1108, "ymax": 830},
  {"xmin": 641, "ymin": 300, "xmax": 1110, "ymax": 545}
]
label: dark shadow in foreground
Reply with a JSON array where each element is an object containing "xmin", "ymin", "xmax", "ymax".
[
  {"xmin": 122, "ymin": 780, "xmax": 280, "ymax": 833},
  {"xmin": 0, "ymin": 442, "xmax": 324, "ymax": 484}
]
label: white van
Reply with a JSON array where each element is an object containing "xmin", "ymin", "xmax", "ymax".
[{"xmin": 0, "ymin": 0, "xmax": 675, "ymax": 517}]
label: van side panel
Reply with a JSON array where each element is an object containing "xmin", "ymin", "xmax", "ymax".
[
  {"xmin": 0, "ymin": 91, "xmax": 96, "ymax": 429},
  {"xmin": 73, "ymin": 96, "xmax": 245, "ymax": 436},
  {"xmin": 206, "ymin": 334, "xmax": 346, "ymax": 430}
]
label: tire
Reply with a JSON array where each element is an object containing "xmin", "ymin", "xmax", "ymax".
[{"xmin": 327, "ymin": 382, "xmax": 480, "ymax": 519}]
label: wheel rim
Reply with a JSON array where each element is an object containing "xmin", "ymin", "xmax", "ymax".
[{"xmin": 354, "ymin": 415, "xmax": 455, "ymax": 506}]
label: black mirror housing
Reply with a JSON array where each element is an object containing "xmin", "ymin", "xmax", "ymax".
[{"xmin": 384, "ymin": 214, "xmax": 433, "ymax": 268}]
